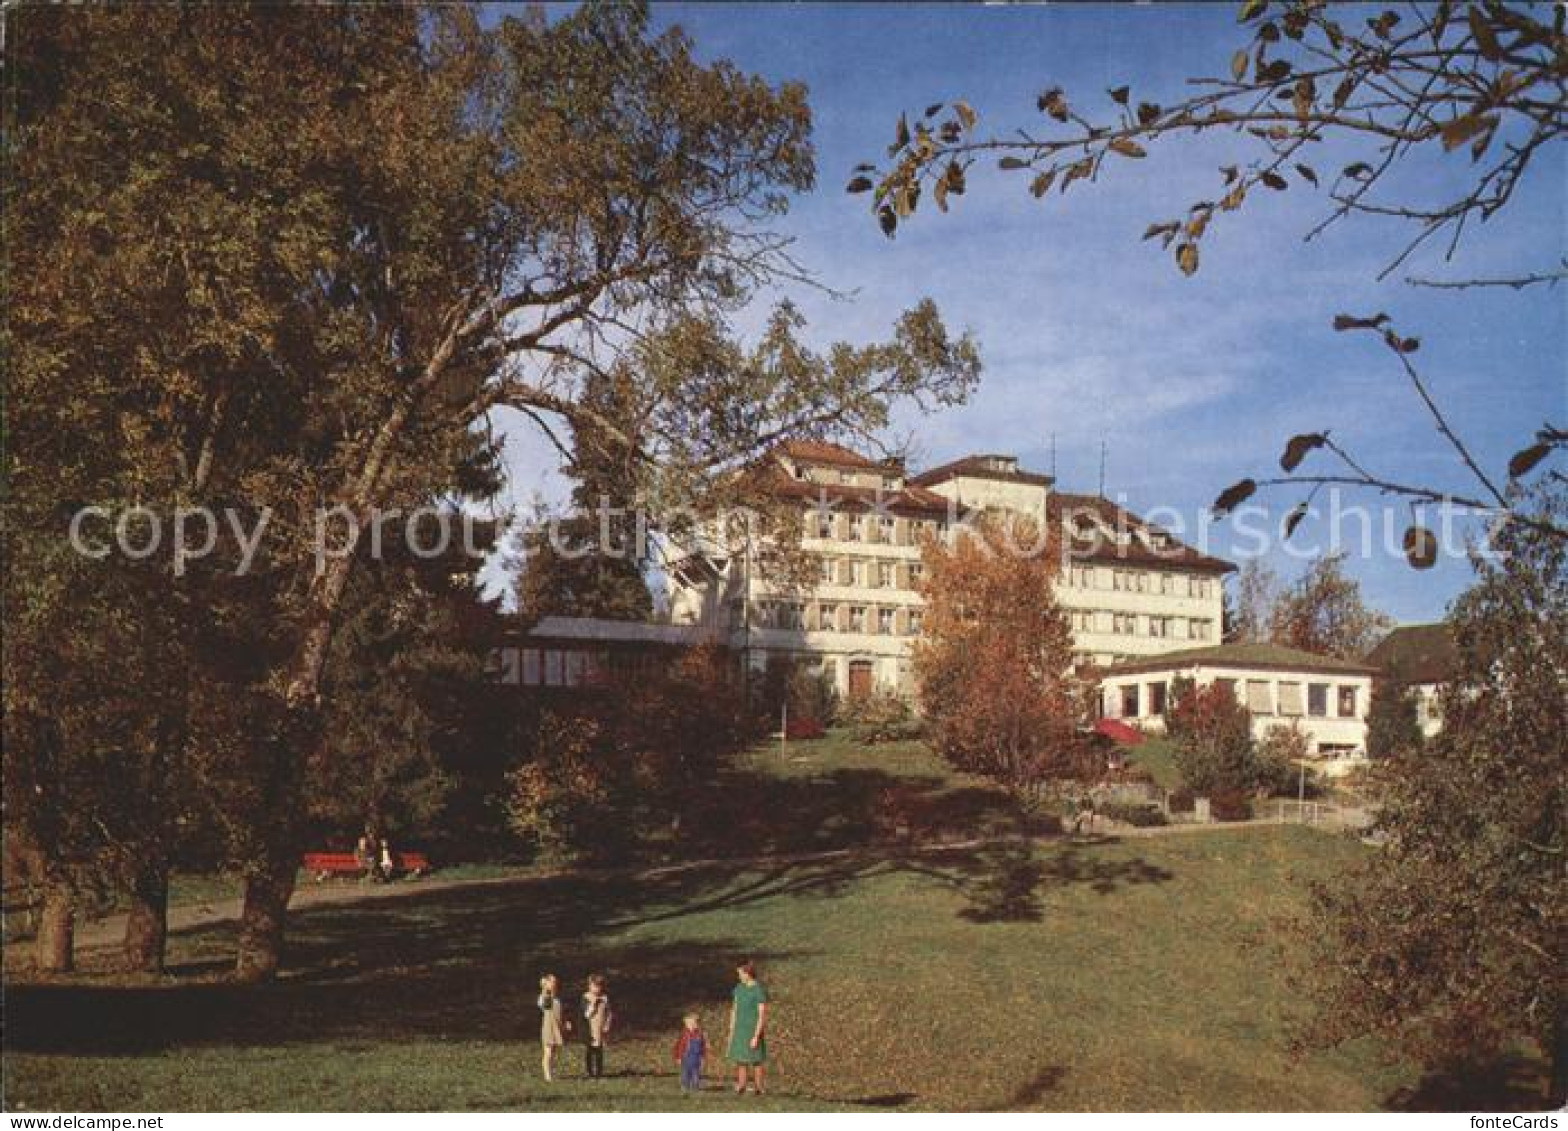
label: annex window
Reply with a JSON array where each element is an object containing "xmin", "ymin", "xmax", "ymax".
[
  {"xmin": 1308, "ymin": 683, "xmax": 1329, "ymax": 717},
  {"xmin": 1337, "ymin": 685, "xmax": 1358, "ymax": 718},
  {"xmin": 1278, "ymin": 681, "xmax": 1304, "ymax": 717},
  {"xmin": 1246, "ymin": 679, "xmax": 1273, "ymax": 715},
  {"xmin": 1148, "ymin": 681, "xmax": 1168, "ymax": 716},
  {"xmin": 1120, "ymin": 684, "xmax": 1140, "ymax": 718}
]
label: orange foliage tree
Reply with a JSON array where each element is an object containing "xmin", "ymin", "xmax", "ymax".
[{"xmin": 912, "ymin": 514, "xmax": 1096, "ymax": 798}]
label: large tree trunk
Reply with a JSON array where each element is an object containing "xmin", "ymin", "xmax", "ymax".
[
  {"xmin": 1549, "ymin": 1005, "xmax": 1567, "ymax": 1109},
  {"xmin": 36, "ymin": 879, "xmax": 75, "ymax": 974},
  {"xmin": 234, "ymin": 856, "xmax": 296, "ymax": 983},
  {"xmin": 122, "ymin": 865, "xmax": 169, "ymax": 973}
]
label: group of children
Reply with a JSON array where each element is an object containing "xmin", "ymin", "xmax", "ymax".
[
  {"xmin": 536, "ymin": 969, "xmax": 753, "ymax": 1095},
  {"xmin": 536, "ymin": 974, "xmax": 615, "ymax": 1083}
]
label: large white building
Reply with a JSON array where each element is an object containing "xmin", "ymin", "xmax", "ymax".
[{"xmin": 666, "ymin": 440, "xmax": 1235, "ymax": 698}]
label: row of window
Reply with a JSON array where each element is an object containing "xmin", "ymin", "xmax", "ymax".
[
  {"xmin": 1070, "ymin": 611, "xmax": 1214, "ymax": 640},
  {"xmin": 808, "ymin": 509, "xmax": 944, "ymax": 546},
  {"xmin": 1113, "ymin": 678, "xmax": 1360, "ymax": 720},
  {"xmin": 817, "ymin": 555, "xmax": 925, "ymax": 589},
  {"xmin": 751, "ymin": 599, "xmax": 923, "ymax": 637},
  {"xmin": 1064, "ymin": 565, "xmax": 1214, "ymax": 599}
]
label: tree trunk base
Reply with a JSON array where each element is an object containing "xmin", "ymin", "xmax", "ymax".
[
  {"xmin": 234, "ymin": 862, "xmax": 295, "ymax": 983},
  {"xmin": 36, "ymin": 882, "xmax": 76, "ymax": 974},
  {"xmin": 122, "ymin": 867, "xmax": 169, "ymax": 974}
]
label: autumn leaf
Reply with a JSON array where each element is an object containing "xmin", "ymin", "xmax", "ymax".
[
  {"xmin": 846, "ymin": 176, "xmax": 874, "ymax": 194},
  {"xmin": 1176, "ymin": 241, "xmax": 1199, "ymax": 276},
  {"xmin": 1283, "ymin": 501, "xmax": 1309, "ymax": 539},
  {"xmin": 1108, "ymin": 85, "xmax": 1130, "ymax": 105},
  {"xmin": 1294, "ymin": 163, "xmax": 1318, "ymax": 186},
  {"xmin": 1402, "ymin": 525, "xmax": 1437, "ymax": 569},
  {"xmin": 1231, "ymin": 49, "xmax": 1249, "ymax": 81},
  {"xmin": 954, "ymin": 101, "xmax": 977, "ymax": 131},
  {"xmin": 1108, "ymin": 138, "xmax": 1147, "ymax": 158},
  {"xmin": 1332, "ymin": 312, "xmax": 1390, "ymax": 331},
  {"xmin": 1280, "ymin": 432, "xmax": 1326, "ymax": 472},
  {"xmin": 1029, "ymin": 170, "xmax": 1055, "ymax": 198},
  {"xmin": 1507, "ymin": 442, "xmax": 1552, "ymax": 479},
  {"xmin": 1211, "ymin": 478, "xmax": 1256, "ymax": 516}
]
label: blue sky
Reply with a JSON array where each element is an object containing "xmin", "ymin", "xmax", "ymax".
[{"xmin": 486, "ymin": 2, "xmax": 1565, "ymax": 625}]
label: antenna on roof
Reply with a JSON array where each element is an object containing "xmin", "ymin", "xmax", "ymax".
[
  {"xmin": 1049, "ymin": 432, "xmax": 1057, "ymax": 480},
  {"xmin": 1098, "ymin": 439, "xmax": 1107, "ymax": 497}
]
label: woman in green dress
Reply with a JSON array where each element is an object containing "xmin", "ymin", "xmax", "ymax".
[{"xmin": 725, "ymin": 959, "xmax": 769, "ymax": 1095}]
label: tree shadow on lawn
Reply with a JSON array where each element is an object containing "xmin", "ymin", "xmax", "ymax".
[
  {"xmin": 1385, "ymin": 1053, "xmax": 1555, "ymax": 1113},
  {"xmin": 678, "ymin": 763, "xmax": 1033, "ymax": 860},
  {"xmin": 5, "ymin": 835, "xmax": 1174, "ymax": 1066}
]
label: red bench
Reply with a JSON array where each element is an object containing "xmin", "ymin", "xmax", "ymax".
[{"xmin": 302, "ymin": 851, "xmax": 431, "ymax": 881}]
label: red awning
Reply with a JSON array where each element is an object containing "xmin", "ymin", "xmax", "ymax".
[{"xmin": 1093, "ymin": 718, "xmax": 1145, "ymax": 747}]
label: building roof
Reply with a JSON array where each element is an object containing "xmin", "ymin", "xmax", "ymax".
[
  {"xmin": 1049, "ymin": 492, "xmax": 1236, "ymax": 575},
  {"xmin": 775, "ymin": 439, "xmax": 891, "ymax": 470},
  {"xmin": 523, "ymin": 616, "xmax": 722, "ymax": 646},
  {"xmin": 1102, "ymin": 642, "xmax": 1379, "ymax": 677},
  {"xmin": 1366, "ymin": 623, "xmax": 1458, "ymax": 685},
  {"xmin": 752, "ymin": 463, "xmax": 952, "ymax": 516},
  {"xmin": 910, "ymin": 453, "xmax": 1054, "ymax": 488}
]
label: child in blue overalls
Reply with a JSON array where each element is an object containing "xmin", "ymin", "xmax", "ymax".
[{"xmin": 673, "ymin": 1012, "xmax": 708, "ymax": 1093}]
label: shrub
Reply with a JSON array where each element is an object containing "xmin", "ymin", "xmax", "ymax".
[
  {"xmin": 1100, "ymin": 800, "xmax": 1168, "ymax": 827},
  {"xmin": 1167, "ymin": 681, "xmax": 1258, "ymax": 795},
  {"xmin": 1209, "ymin": 788, "xmax": 1254, "ymax": 822},
  {"xmin": 784, "ymin": 715, "xmax": 825, "ymax": 740},
  {"xmin": 1255, "ymin": 722, "xmax": 1311, "ymax": 796},
  {"xmin": 840, "ymin": 689, "xmax": 920, "ymax": 744}
]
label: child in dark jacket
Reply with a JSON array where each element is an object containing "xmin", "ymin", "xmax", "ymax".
[{"xmin": 673, "ymin": 1012, "xmax": 708, "ymax": 1093}]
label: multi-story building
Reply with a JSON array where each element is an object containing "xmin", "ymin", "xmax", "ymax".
[{"xmin": 666, "ymin": 440, "xmax": 1234, "ymax": 698}]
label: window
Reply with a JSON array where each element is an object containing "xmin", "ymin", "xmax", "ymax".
[
  {"xmin": 544, "ymin": 650, "xmax": 564, "ymax": 687},
  {"xmin": 849, "ymin": 605, "xmax": 866, "ymax": 632},
  {"xmin": 1215, "ymin": 677, "xmax": 1238, "ymax": 702},
  {"xmin": 878, "ymin": 561, "xmax": 896, "ymax": 589},
  {"xmin": 1307, "ymin": 683, "xmax": 1329, "ymax": 717},
  {"xmin": 812, "ymin": 509, "xmax": 834, "ymax": 539},
  {"xmin": 1160, "ymin": 573, "xmax": 1176, "ymax": 596},
  {"xmin": 819, "ymin": 556, "xmax": 835, "ymax": 585},
  {"xmin": 1113, "ymin": 612, "xmax": 1137, "ymax": 635},
  {"xmin": 1121, "ymin": 684, "xmax": 1140, "ymax": 718},
  {"xmin": 849, "ymin": 559, "xmax": 865, "ymax": 586},
  {"xmin": 1278, "ymin": 682, "xmax": 1304, "ymax": 716},
  {"xmin": 1337, "ymin": 685, "xmax": 1358, "ymax": 718},
  {"xmin": 818, "ymin": 603, "xmax": 837, "ymax": 632},
  {"xmin": 1246, "ymin": 679, "xmax": 1273, "ymax": 714},
  {"xmin": 848, "ymin": 514, "xmax": 864, "ymax": 542},
  {"xmin": 878, "ymin": 516, "xmax": 896, "ymax": 543},
  {"xmin": 1187, "ymin": 576, "xmax": 1207, "ymax": 598},
  {"xmin": 907, "ymin": 610, "xmax": 923, "ymax": 636},
  {"xmin": 522, "ymin": 649, "xmax": 541, "ymax": 686},
  {"xmin": 877, "ymin": 607, "xmax": 895, "ymax": 635},
  {"xmin": 1149, "ymin": 616, "xmax": 1169, "ymax": 638},
  {"xmin": 1149, "ymin": 681, "xmax": 1168, "ymax": 716}
]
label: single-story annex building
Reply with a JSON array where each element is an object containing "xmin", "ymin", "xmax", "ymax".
[{"xmin": 1097, "ymin": 642, "xmax": 1378, "ymax": 756}]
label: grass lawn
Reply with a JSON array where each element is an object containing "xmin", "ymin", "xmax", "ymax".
[
  {"xmin": 1, "ymin": 732, "xmax": 1469, "ymax": 1111},
  {"xmin": 1126, "ymin": 735, "xmax": 1184, "ymax": 792}
]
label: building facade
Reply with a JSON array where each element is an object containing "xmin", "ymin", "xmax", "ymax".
[
  {"xmin": 1366, "ymin": 622, "xmax": 1457, "ymax": 738},
  {"xmin": 666, "ymin": 440, "xmax": 1234, "ymax": 698},
  {"xmin": 1097, "ymin": 643, "xmax": 1376, "ymax": 755}
]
